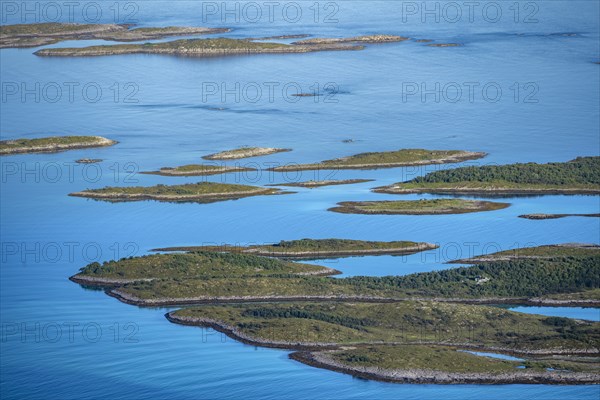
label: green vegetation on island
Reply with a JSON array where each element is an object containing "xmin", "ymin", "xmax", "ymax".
[
  {"xmin": 71, "ymin": 251, "xmax": 339, "ymax": 285},
  {"xmin": 202, "ymin": 147, "xmax": 291, "ymax": 160},
  {"xmin": 292, "ymin": 35, "xmax": 409, "ymax": 45},
  {"xmin": 104, "ymin": 256, "xmax": 600, "ymax": 306},
  {"xmin": 329, "ymin": 199, "xmax": 510, "ymax": 215},
  {"xmin": 269, "ymin": 149, "xmax": 486, "ymax": 171},
  {"xmin": 451, "ymin": 243, "xmax": 600, "ymax": 264},
  {"xmin": 168, "ymin": 301, "xmax": 599, "ymax": 352},
  {"xmin": 69, "ymin": 182, "xmax": 285, "ymax": 203},
  {"xmin": 142, "ymin": 164, "xmax": 256, "ymax": 176},
  {"xmin": 374, "ymin": 157, "xmax": 600, "ymax": 195},
  {"xmin": 0, "ymin": 136, "xmax": 116, "ymax": 155},
  {"xmin": 152, "ymin": 238, "xmax": 438, "ymax": 259},
  {"xmin": 267, "ymin": 179, "xmax": 374, "ymax": 188},
  {"xmin": 0, "ymin": 22, "xmax": 229, "ymax": 48}
]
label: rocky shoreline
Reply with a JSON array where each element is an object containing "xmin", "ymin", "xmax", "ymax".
[
  {"xmin": 202, "ymin": 147, "xmax": 292, "ymax": 160},
  {"xmin": 373, "ymin": 186, "xmax": 600, "ymax": 195},
  {"xmin": 519, "ymin": 213, "xmax": 600, "ymax": 220}
]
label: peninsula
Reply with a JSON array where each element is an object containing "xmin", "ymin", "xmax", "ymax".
[
  {"xmin": 0, "ymin": 136, "xmax": 116, "ymax": 155},
  {"xmin": 0, "ymin": 22, "xmax": 229, "ymax": 48},
  {"xmin": 142, "ymin": 164, "xmax": 256, "ymax": 176},
  {"xmin": 69, "ymin": 182, "xmax": 285, "ymax": 203},
  {"xmin": 329, "ymin": 199, "xmax": 510, "ymax": 215},
  {"xmin": 203, "ymin": 147, "xmax": 291, "ymax": 160},
  {"xmin": 374, "ymin": 157, "xmax": 600, "ymax": 195},
  {"xmin": 450, "ymin": 243, "xmax": 600, "ymax": 264},
  {"xmin": 152, "ymin": 238, "xmax": 438, "ymax": 259},
  {"xmin": 268, "ymin": 149, "xmax": 486, "ymax": 171}
]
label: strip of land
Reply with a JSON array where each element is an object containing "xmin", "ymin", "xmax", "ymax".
[
  {"xmin": 292, "ymin": 35, "xmax": 409, "ymax": 45},
  {"xmin": 519, "ymin": 213, "xmax": 600, "ymax": 220},
  {"xmin": 329, "ymin": 199, "xmax": 510, "ymax": 215},
  {"xmin": 374, "ymin": 157, "xmax": 600, "ymax": 195},
  {"xmin": 0, "ymin": 23, "xmax": 229, "ymax": 48},
  {"xmin": 152, "ymin": 238, "xmax": 438, "ymax": 259},
  {"xmin": 267, "ymin": 179, "xmax": 374, "ymax": 188},
  {"xmin": 70, "ymin": 251, "xmax": 339, "ymax": 286},
  {"xmin": 165, "ymin": 301, "xmax": 599, "ymax": 384},
  {"xmin": 203, "ymin": 147, "xmax": 291, "ymax": 160},
  {"xmin": 450, "ymin": 243, "xmax": 600, "ymax": 264},
  {"xmin": 269, "ymin": 149, "xmax": 485, "ymax": 171},
  {"xmin": 75, "ymin": 158, "xmax": 103, "ymax": 164},
  {"xmin": 0, "ymin": 136, "xmax": 116, "ymax": 155},
  {"xmin": 99, "ymin": 255, "xmax": 600, "ymax": 306},
  {"xmin": 33, "ymin": 37, "xmax": 367, "ymax": 57},
  {"xmin": 69, "ymin": 182, "xmax": 285, "ymax": 203},
  {"xmin": 141, "ymin": 164, "xmax": 255, "ymax": 176}
]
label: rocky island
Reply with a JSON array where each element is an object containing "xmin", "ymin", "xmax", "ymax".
[
  {"xmin": 0, "ymin": 22, "xmax": 230, "ymax": 48},
  {"xmin": 69, "ymin": 182, "xmax": 285, "ymax": 203},
  {"xmin": 269, "ymin": 149, "xmax": 486, "ymax": 171},
  {"xmin": 152, "ymin": 238, "xmax": 438, "ymax": 259},
  {"xmin": 203, "ymin": 147, "xmax": 291, "ymax": 160},
  {"xmin": 329, "ymin": 199, "xmax": 510, "ymax": 215},
  {"xmin": 374, "ymin": 157, "xmax": 600, "ymax": 195},
  {"xmin": 142, "ymin": 164, "xmax": 256, "ymax": 176},
  {"xmin": 0, "ymin": 136, "xmax": 116, "ymax": 155},
  {"xmin": 267, "ymin": 179, "xmax": 374, "ymax": 188},
  {"xmin": 292, "ymin": 34, "xmax": 409, "ymax": 45},
  {"xmin": 450, "ymin": 243, "xmax": 600, "ymax": 264}
]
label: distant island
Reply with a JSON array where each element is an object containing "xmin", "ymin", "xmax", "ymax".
[
  {"xmin": 267, "ymin": 179, "xmax": 374, "ymax": 188},
  {"xmin": 0, "ymin": 22, "xmax": 230, "ymax": 48},
  {"xmin": 75, "ymin": 158, "xmax": 103, "ymax": 164},
  {"xmin": 33, "ymin": 35, "xmax": 405, "ymax": 57},
  {"xmin": 292, "ymin": 34, "xmax": 409, "ymax": 45},
  {"xmin": 69, "ymin": 182, "xmax": 285, "ymax": 203},
  {"xmin": 519, "ymin": 213, "xmax": 600, "ymax": 220},
  {"xmin": 0, "ymin": 136, "xmax": 116, "ymax": 155},
  {"xmin": 152, "ymin": 238, "xmax": 438, "ymax": 259},
  {"xmin": 269, "ymin": 149, "xmax": 486, "ymax": 171},
  {"xmin": 203, "ymin": 147, "xmax": 291, "ymax": 160},
  {"xmin": 142, "ymin": 164, "xmax": 256, "ymax": 177},
  {"xmin": 374, "ymin": 157, "xmax": 600, "ymax": 195},
  {"xmin": 329, "ymin": 199, "xmax": 510, "ymax": 215}
]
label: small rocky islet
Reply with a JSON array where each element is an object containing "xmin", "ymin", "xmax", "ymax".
[
  {"xmin": 0, "ymin": 136, "xmax": 116, "ymax": 155},
  {"xmin": 329, "ymin": 199, "xmax": 510, "ymax": 215}
]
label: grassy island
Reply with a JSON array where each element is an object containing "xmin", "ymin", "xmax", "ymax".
[
  {"xmin": 0, "ymin": 23, "xmax": 229, "ymax": 48},
  {"xmin": 166, "ymin": 301, "xmax": 599, "ymax": 384},
  {"xmin": 269, "ymin": 149, "xmax": 485, "ymax": 171},
  {"xmin": 202, "ymin": 147, "xmax": 291, "ymax": 160},
  {"xmin": 267, "ymin": 179, "xmax": 374, "ymax": 188},
  {"xmin": 428, "ymin": 43, "xmax": 462, "ymax": 47},
  {"xmin": 519, "ymin": 213, "xmax": 600, "ymax": 220},
  {"xmin": 329, "ymin": 199, "xmax": 510, "ymax": 215},
  {"xmin": 70, "ymin": 251, "xmax": 339, "ymax": 286},
  {"xmin": 152, "ymin": 238, "xmax": 438, "ymax": 259},
  {"xmin": 0, "ymin": 136, "xmax": 116, "ymax": 155},
  {"xmin": 33, "ymin": 37, "xmax": 369, "ymax": 57},
  {"xmin": 101, "ymin": 255, "xmax": 600, "ymax": 306},
  {"xmin": 142, "ymin": 164, "xmax": 255, "ymax": 176},
  {"xmin": 69, "ymin": 182, "xmax": 285, "ymax": 203},
  {"xmin": 374, "ymin": 157, "xmax": 600, "ymax": 195}
]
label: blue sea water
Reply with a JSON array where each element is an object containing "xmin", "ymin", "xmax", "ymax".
[{"xmin": 1, "ymin": 1, "xmax": 599, "ymax": 399}]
